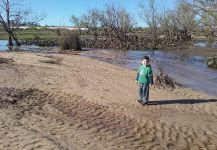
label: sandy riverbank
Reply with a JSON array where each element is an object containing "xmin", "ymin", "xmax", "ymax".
[{"xmin": 0, "ymin": 51, "xmax": 217, "ymax": 150}]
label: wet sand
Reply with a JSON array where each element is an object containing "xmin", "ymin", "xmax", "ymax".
[{"xmin": 0, "ymin": 51, "xmax": 217, "ymax": 150}]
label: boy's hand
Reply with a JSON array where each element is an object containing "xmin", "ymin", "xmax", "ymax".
[{"xmin": 150, "ymin": 84, "xmax": 154, "ymax": 88}]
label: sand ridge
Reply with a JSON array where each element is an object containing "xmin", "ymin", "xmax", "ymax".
[{"xmin": 0, "ymin": 52, "xmax": 217, "ymax": 150}]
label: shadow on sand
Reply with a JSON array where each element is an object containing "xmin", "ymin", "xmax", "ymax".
[{"xmin": 148, "ymin": 99, "xmax": 217, "ymax": 105}]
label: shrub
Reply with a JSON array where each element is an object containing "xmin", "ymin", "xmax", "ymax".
[
  {"xmin": 59, "ymin": 30, "xmax": 81, "ymax": 51},
  {"xmin": 207, "ymin": 55, "xmax": 217, "ymax": 69}
]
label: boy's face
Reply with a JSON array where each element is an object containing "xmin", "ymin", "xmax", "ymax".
[{"xmin": 142, "ymin": 59, "xmax": 149, "ymax": 66}]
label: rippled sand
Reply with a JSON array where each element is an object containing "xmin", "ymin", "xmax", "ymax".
[{"xmin": 0, "ymin": 52, "xmax": 217, "ymax": 150}]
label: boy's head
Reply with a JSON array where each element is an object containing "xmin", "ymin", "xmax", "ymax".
[{"xmin": 142, "ymin": 56, "xmax": 150, "ymax": 66}]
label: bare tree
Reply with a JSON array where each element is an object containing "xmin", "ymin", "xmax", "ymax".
[
  {"xmin": 83, "ymin": 8, "xmax": 101, "ymax": 39},
  {"xmin": 139, "ymin": 0, "xmax": 159, "ymax": 47},
  {"xmin": 0, "ymin": 0, "xmax": 45, "ymax": 46},
  {"xmin": 70, "ymin": 15, "xmax": 85, "ymax": 36},
  {"xmin": 182, "ymin": 0, "xmax": 217, "ymax": 13},
  {"xmin": 158, "ymin": 2, "xmax": 197, "ymax": 44},
  {"xmin": 99, "ymin": 3, "xmax": 135, "ymax": 48},
  {"xmin": 159, "ymin": 10, "xmax": 181, "ymax": 42},
  {"xmin": 174, "ymin": 3, "xmax": 197, "ymax": 40},
  {"xmin": 159, "ymin": 10, "xmax": 172, "ymax": 41},
  {"xmin": 182, "ymin": 0, "xmax": 217, "ymax": 38}
]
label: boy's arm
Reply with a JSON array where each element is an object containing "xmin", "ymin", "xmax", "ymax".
[
  {"xmin": 136, "ymin": 67, "xmax": 140, "ymax": 82},
  {"xmin": 148, "ymin": 68, "xmax": 154, "ymax": 85},
  {"xmin": 136, "ymin": 72, "xmax": 140, "ymax": 81}
]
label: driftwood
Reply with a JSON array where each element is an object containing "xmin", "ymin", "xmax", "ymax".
[
  {"xmin": 21, "ymin": 36, "xmax": 183, "ymax": 50},
  {"xmin": 154, "ymin": 64, "xmax": 182, "ymax": 89}
]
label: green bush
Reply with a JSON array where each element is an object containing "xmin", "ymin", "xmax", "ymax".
[{"xmin": 60, "ymin": 30, "xmax": 81, "ymax": 51}]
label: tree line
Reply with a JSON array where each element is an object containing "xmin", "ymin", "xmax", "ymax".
[
  {"xmin": 71, "ymin": 0, "xmax": 217, "ymax": 49},
  {"xmin": 0, "ymin": 0, "xmax": 216, "ymax": 49}
]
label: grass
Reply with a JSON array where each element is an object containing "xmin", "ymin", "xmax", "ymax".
[
  {"xmin": 0, "ymin": 28, "xmax": 59, "ymax": 40},
  {"xmin": 0, "ymin": 29, "xmax": 97, "ymax": 41}
]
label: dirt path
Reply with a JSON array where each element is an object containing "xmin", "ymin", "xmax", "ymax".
[{"xmin": 0, "ymin": 52, "xmax": 217, "ymax": 150}]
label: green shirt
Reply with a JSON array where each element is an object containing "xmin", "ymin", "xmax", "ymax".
[{"xmin": 137, "ymin": 64, "xmax": 153, "ymax": 84}]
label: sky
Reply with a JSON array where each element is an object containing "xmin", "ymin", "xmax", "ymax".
[{"xmin": 24, "ymin": 0, "xmax": 177, "ymax": 27}]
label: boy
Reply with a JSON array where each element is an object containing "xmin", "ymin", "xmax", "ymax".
[{"xmin": 136, "ymin": 56, "xmax": 154, "ymax": 105}]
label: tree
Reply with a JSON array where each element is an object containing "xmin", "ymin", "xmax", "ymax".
[
  {"xmin": 182, "ymin": 0, "xmax": 217, "ymax": 13},
  {"xmin": 173, "ymin": 3, "xmax": 197, "ymax": 40},
  {"xmin": 159, "ymin": 10, "xmax": 174, "ymax": 41},
  {"xmin": 83, "ymin": 8, "xmax": 101, "ymax": 39},
  {"xmin": 70, "ymin": 15, "xmax": 85, "ymax": 36},
  {"xmin": 182, "ymin": 0, "xmax": 217, "ymax": 38},
  {"xmin": 158, "ymin": 2, "xmax": 197, "ymax": 43},
  {"xmin": 0, "ymin": 0, "xmax": 45, "ymax": 46},
  {"xmin": 139, "ymin": 0, "xmax": 160, "ymax": 47},
  {"xmin": 99, "ymin": 3, "xmax": 135, "ymax": 48}
]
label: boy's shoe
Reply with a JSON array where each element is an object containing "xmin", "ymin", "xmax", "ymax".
[
  {"xmin": 141, "ymin": 102, "xmax": 148, "ymax": 106},
  {"xmin": 137, "ymin": 99, "xmax": 142, "ymax": 103}
]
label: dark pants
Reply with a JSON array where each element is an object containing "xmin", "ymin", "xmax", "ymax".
[{"xmin": 138, "ymin": 83, "xmax": 149, "ymax": 103}]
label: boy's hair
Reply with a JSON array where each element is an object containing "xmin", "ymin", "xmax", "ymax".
[{"xmin": 142, "ymin": 56, "xmax": 150, "ymax": 61}]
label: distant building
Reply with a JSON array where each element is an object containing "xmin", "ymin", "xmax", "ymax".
[
  {"xmin": 19, "ymin": 26, "xmax": 29, "ymax": 29},
  {"xmin": 47, "ymin": 26, "xmax": 88, "ymax": 31},
  {"xmin": 0, "ymin": 26, "xmax": 88, "ymax": 31},
  {"xmin": 18, "ymin": 26, "xmax": 88, "ymax": 31}
]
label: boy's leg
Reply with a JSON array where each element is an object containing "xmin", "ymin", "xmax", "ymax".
[
  {"xmin": 138, "ymin": 83, "xmax": 143, "ymax": 102},
  {"xmin": 142, "ymin": 84, "xmax": 149, "ymax": 104}
]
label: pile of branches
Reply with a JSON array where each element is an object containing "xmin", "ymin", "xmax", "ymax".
[
  {"xmin": 81, "ymin": 36, "xmax": 181, "ymax": 50},
  {"xmin": 21, "ymin": 39, "xmax": 60, "ymax": 47},
  {"xmin": 154, "ymin": 64, "xmax": 182, "ymax": 89}
]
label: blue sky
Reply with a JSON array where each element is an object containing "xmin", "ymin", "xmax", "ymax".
[{"xmin": 24, "ymin": 0, "xmax": 177, "ymax": 26}]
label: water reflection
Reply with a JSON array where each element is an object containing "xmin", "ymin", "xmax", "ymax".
[
  {"xmin": 0, "ymin": 40, "xmax": 58, "ymax": 53},
  {"xmin": 0, "ymin": 40, "xmax": 21, "ymax": 51},
  {"xmin": 194, "ymin": 40, "xmax": 217, "ymax": 48},
  {"xmin": 0, "ymin": 40, "xmax": 9, "ymax": 51}
]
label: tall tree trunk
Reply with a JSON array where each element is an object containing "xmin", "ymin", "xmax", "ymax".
[
  {"xmin": 94, "ymin": 29, "xmax": 98, "ymax": 40},
  {"xmin": 8, "ymin": 34, "xmax": 13, "ymax": 46},
  {"xmin": 79, "ymin": 29, "xmax": 81, "ymax": 36},
  {"xmin": 11, "ymin": 34, "xmax": 21, "ymax": 46},
  {"xmin": 153, "ymin": 29, "xmax": 158, "ymax": 48}
]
